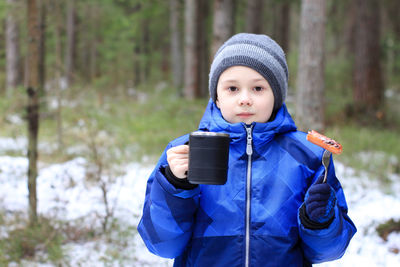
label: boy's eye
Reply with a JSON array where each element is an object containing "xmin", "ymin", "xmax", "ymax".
[
  {"xmin": 228, "ymin": 86, "xmax": 238, "ymax": 92},
  {"xmin": 254, "ymin": 86, "xmax": 263, "ymax": 92}
]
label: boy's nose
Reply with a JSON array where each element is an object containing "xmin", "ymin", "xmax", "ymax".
[{"xmin": 239, "ymin": 90, "xmax": 252, "ymax": 106}]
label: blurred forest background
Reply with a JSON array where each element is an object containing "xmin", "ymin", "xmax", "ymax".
[{"xmin": 0, "ymin": 0, "xmax": 400, "ymax": 265}]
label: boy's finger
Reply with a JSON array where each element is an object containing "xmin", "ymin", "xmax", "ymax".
[
  {"xmin": 169, "ymin": 145, "xmax": 189, "ymax": 154},
  {"xmin": 168, "ymin": 152, "xmax": 189, "ymax": 160},
  {"xmin": 170, "ymin": 158, "xmax": 189, "ymax": 166},
  {"xmin": 177, "ymin": 145, "xmax": 189, "ymax": 153}
]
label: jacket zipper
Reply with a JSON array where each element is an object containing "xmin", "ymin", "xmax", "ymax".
[{"xmin": 245, "ymin": 125, "xmax": 253, "ymax": 267}]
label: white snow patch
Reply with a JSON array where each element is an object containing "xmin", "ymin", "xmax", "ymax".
[{"xmin": 0, "ymin": 138, "xmax": 399, "ymax": 266}]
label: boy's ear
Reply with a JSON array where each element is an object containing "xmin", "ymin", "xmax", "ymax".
[{"xmin": 215, "ymin": 98, "xmax": 220, "ymax": 108}]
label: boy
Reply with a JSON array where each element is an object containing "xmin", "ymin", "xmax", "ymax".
[{"xmin": 138, "ymin": 33, "xmax": 356, "ymax": 266}]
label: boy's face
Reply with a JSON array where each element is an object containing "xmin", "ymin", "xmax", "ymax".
[{"xmin": 216, "ymin": 66, "xmax": 275, "ymax": 124}]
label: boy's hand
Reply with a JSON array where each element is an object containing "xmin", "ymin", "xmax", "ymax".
[
  {"xmin": 167, "ymin": 145, "xmax": 189, "ymax": 179},
  {"xmin": 304, "ymin": 175, "xmax": 336, "ymax": 223}
]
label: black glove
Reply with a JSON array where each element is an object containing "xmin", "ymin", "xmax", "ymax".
[{"xmin": 300, "ymin": 175, "xmax": 336, "ymax": 229}]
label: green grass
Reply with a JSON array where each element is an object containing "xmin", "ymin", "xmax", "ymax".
[
  {"xmin": 0, "ymin": 216, "xmax": 65, "ymax": 264},
  {"xmin": 114, "ymin": 93, "xmax": 207, "ymax": 159},
  {"xmin": 0, "ymin": 83, "xmax": 208, "ymax": 162},
  {"xmin": 1, "ymin": 69, "xmax": 399, "ymax": 173},
  {"xmin": 56, "ymin": 84, "xmax": 208, "ymax": 162},
  {"xmin": 327, "ymin": 125, "xmax": 399, "ymax": 157},
  {"xmin": 326, "ymin": 125, "xmax": 400, "ymax": 178}
]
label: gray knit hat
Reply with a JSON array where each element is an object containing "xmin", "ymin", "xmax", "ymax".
[{"xmin": 209, "ymin": 33, "xmax": 289, "ymax": 112}]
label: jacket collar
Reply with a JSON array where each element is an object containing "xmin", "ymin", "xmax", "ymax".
[{"xmin": 198, "ymin": 99, "xmax": 297, "ymax": 151}]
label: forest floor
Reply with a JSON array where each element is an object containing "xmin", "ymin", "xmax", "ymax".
[
  {"xmin": 0, "ymin": 85, "xmax": 399, "ymax": 266},
  {"xmin": 0, "ymin": 136, "xmax": 399, "ymax": 266}
]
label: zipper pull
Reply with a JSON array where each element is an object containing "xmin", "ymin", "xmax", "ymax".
[{"xmin": 246, "ymin": 126, "xmax": 253, "ymax": 156}]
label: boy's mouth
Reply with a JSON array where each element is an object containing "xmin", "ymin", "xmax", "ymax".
[{"xmin": 237, "ymin": 112, "xmax": 254, "ymax": 118}]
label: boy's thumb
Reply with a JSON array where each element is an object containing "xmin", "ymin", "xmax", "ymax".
[{"xmin": 315, "ymin": 174, "xmax": 325, "ymax": 184}]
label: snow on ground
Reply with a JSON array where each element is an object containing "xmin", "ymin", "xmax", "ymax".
[
  {"xmin": 0, "ymin": 154, "xmax": 172, "ymax": 267},
  {"xmin": 0, "ymin": 137, "xmax": 27, "ymax": 153},
  {"xmin": 0, "ymin": 137, "xmax": 399, "ymax": 266},
  {"xmin": 315, "ymin": 162, "xmax": 400, "ymax": 267}
]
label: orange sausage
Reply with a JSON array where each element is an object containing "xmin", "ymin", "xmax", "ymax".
[{"xmin": 306, "ymin": 130, "xmax": 343, "ymax": 155}]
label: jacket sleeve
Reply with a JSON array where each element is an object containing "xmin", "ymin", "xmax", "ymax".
[
  {"xmin": 298, "ymin": 155, "xmax": 357, "ymax": 263},
  {"xmin": 137, "ymin": 143, "xmax": 200, "ymax": 259}
]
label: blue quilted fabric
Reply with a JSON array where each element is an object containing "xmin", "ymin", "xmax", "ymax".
[{"xmin": 138, "ymin": 99, "xmax": 356, "ymax": 266}]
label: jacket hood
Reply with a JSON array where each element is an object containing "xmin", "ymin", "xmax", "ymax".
[{"xmin": 198, "ymin": 99, "xmax": 297, "ymax": 154}]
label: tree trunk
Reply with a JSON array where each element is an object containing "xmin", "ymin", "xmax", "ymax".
[
  {"xmin": 296, "ymin": 0, "xmax": 326, "ymax": 132},
  {"xmin": 198, "ymin": 0, "xmax": 210, "ymax": 97},
  {"xmin": 132, "ymin": 16, "xmax": 150, "ymax": 87},
  {"xmin": 353, "ymin": 0, "xmax": 384, "ymax": 113},
  {"xmin": 79, "ymin": 4, "xmax": 91, "ymax": 83},
  {"xmin": 274, "ymin": 1, "xmax": 291, "ymax": 53},
  {"xmin": 184, "ymin": 0, "xmax": 200, "ymax": 99},
  {"xmin": 26, "ymin": 0, "xmax": 41, "ymax": 226},
  {"xmin": 5, "ymin": 0, "xmax": 21, "ymax": 95},
  {"xmin": 169, "ymin": 0, "xmax": 183, "ymax": 94},
  {"xmin": 54, "ymin": 0, "xmax": 63, "ymax": 151},
  {"xmin": 133, "ymin": 37, "xmax": 141, "ymax": 86},
  {"xmin": 343, "ymin": 0, "xmax": 357, "ymax": 56},
  {"xmin": 142, "ymin": 19, "xmax": 150, "ymax": 83},
  {"xmin": 261, "ymin": 0, "xmax": 275, "ymax": 35},
  {"xmin": 211, "ymin": 0, "xmax": 235, "ymax": 57},
  {"xmin": 90, "ymin": 41, "xmax": 97, "ymax": 81},
  {"xmin": 385, "ymin": 0, "xmax": 400, "ymax": 38},
  {"xmin": 245, "ymin": 0, "xmax": 263, "ymax": 33},
  {"xmin": 383, "ymin": 0, "xmax": 400, "ymax": 75},
  {"xmin": 38, "ymin": 0, "xmax": 46, "ymax": 98},
  {"xmin": 65, "ymin": 0, "xmax": 76, "ymax": 87},
  {"xmin": 85, "ymin": 5, "xmax": 98, "ymax": 82}
]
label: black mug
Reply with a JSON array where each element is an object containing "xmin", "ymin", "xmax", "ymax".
[{"xmin": 188, "ymin": 132, "xmax": 230, "ymax": 185}]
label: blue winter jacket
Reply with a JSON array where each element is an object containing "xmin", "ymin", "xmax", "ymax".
[{"xmin": 138, "ymin": 100, "xmax": 356, "ymax": 267}]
